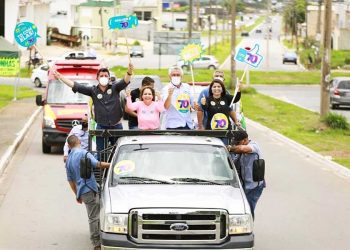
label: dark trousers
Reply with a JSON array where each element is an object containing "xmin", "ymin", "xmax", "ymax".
[
  {"xmin": 96, "ymin": 123, "xmax": 123, "ymax": 160},
  {"xmin": 81, "ymin": 192, "xmax": 100, "ymax": 247},
  {"xmin": 245, "ymin": 184, "xmax": 264, "ymax": 219}
]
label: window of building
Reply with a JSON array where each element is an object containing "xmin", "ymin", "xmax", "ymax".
[
  {"xmin": 135, "ymin": 11, "xmax": 142, "ymax": 20},
  {"xmin": 144, "ymin": 11, "xmax": 152, "ymax": 21}
]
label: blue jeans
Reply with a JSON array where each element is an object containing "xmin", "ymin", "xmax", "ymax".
[
  {"xmin": 245, "ymin": 184, "xmax": 264, "ymax": 219},
  {"xmin": 96, "ymin": 123, "xmax": 123, "ymax": 160}
]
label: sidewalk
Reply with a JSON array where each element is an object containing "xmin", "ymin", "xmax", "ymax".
[{"xmin": 0, "ymin": 98, "xmax": 40, "ymax": 174}]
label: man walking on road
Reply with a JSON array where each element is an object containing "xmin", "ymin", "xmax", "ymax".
[
  {"xmin": 227, "ymin": 130, "xmax": 265, "ymax": 219},
  {"xmin": 65, "ymin": 135, "xmax": 110, "ymax": 250}
]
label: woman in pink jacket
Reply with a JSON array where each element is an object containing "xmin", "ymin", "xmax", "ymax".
[{"xmin": 126, "ymin": 86, "xmax": 165, "ymax": 130}]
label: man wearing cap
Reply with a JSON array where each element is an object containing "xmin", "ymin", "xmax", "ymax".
[{"xmin": 227, "ymin": 130, "xmax": 265, "ymax": 219}]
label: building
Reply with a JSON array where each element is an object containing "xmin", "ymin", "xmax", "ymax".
[{"xmin": 307, "ymin": 2, "xmax": 350, "ymax": 50}]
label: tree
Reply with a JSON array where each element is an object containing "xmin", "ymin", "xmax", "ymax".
[{"xmin": 283, "ymin": 0, "xmax": 307, "ymax": 51}]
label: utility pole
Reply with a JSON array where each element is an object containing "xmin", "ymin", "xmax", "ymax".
[
  {"xmin": 196, "ymin": 0, "xmax": 200, "ymax": 31},
  {"xmin": 320, "ymin": 0, "xmax": 332, "ymax": 116},
  {"xmin": 189, "ymin": 0, "xmax": 193, "ymax": 39},
  {"xmin": 230, "ymin": 0, "xmax": 236, "ymax": 90},
  {"xmin": 316, "ymin": 0, "xmax": 322, "ymax": 40},
  {"xmin": 208, "ymin": 0, "xmax": 212, "ymax": 55},
  {"xmin": 266, "ymin": 0, "xmax": 270, "ymax": 70},
  {"xmin": 215, "ymin": 0, "xmax": 218, "ymax": 50}
]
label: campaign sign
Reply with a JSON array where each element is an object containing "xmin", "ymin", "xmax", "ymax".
[
  {"xmin": 14, "ymin": 22, "xmax": 40, "ymax": 47},
  {"xmin": 180, "ymin": 43, "xmax": 203, "ymax": 63},
  {"xmin": 235, "ymin": 44, "xmax": 263, "ymax": 68},
  {"xmin": 108, "ymin": 15, "xmax": 138, "ymax": 30}
]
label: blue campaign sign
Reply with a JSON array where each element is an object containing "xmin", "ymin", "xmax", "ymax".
[
  {"xmin": 235, "ymin": 44, "xmax": 263, "ymax": 68},
  {"xmin": 108, "ymin": 15, "xmax": 139, "ymax": 30},
  {"xmin": 14, "ymin": 22, "xmax": 40, "ymax": 48}
]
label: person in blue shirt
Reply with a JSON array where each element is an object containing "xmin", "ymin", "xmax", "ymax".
[
  {"xmin": 65, "ymin": 135, "xmax": 110, "ymax": 250},
  {"xmin": 227, "ymin": 130, "xmax": 266, "ymax": 219},
  {"xmin": 197, "ymin": 70, "xmax": 241, "ymax": 130},
  {"xmin": 63, "ymin": 114, "xmax": 89, "ymax": 163}
]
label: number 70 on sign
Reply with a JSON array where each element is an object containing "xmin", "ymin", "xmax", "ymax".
[{"xmin": 234, "ymin": 44, "xmax": 264, "ymax": 68}]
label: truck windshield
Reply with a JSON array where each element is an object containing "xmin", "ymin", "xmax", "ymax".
[
  {"xmin": 46, "ymin": 80, "xmax": 97, "ymax": 104},
  {"xmin": 111, "ymin": 144, "xmax": 236, "ymax": 185}
]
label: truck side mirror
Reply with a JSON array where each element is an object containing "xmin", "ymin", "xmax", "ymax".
[
  {"xmin": 80, "ymin": 153, "xmax": 92, "ymax": 179},
  {"xmin": 35, "ymin": 95, "xmax": 43, "ymax": 106}
]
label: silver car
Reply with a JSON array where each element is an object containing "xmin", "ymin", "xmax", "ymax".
[
  {"xmin": 330, "ymin": 77, "xmax": 350, "ymax": 109},
  {"xmin": 177, "ymin": 55, "xmax": 219, "ymax": 70},
  {"xmin": 100, "ymin": 135, "xmax": 254, "ymax": 249}
]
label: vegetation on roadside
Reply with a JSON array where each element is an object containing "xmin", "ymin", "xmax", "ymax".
[
  {"xmin": 20, "ymin": 68, "xmax": 31, "ymax": 78},
  {"xmin": 322, "ymin": 112, "xmax": 349, "ymax": 130},
  {"xmin": 111, "ymin": 66, "xmax": 350, "ymax": 85},
  {"xmin": 0, "ymin": 85, "xmax": 38, "ymax": 109},
  {"xmin": 242, "ymin": 90, "xmax": 350, "ymax": 168}
]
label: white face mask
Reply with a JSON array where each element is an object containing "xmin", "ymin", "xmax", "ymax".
[
  {"xmin": 99, "ymin": 77, "xmax": 109, "ymax": 86},
  {"xmin": 214, "ymin": 76, "xmax": 224, "ymax": 82},
  {"xmin": 171, "ymin": 76, "xmax": 181, "ymax": 86}
]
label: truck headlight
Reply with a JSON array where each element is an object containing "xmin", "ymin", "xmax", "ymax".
[
  {"xmin": 229, "ymin": 214, "xmax": 253, "ymax": 235},
  {"xmin": 103, "ymin": 214, "xmax": 128, "ymax": 234},
  {"xmin": 43, "ymin": 116, "xmax": 55, "ymax": 128}
]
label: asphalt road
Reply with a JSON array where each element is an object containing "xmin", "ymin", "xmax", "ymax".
[
  {"xmin": 253, "ymin": 84, "xmax": 350, "ymax": 121},
  {"xmin": 0, "ymin": 116, "xmax": 350, "ymax": 249}
]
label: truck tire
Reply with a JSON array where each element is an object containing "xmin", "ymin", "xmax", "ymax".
[
  {"xmin": 42, "ymin": 139, "xmax": 51, "ymax": 154},
  {"xmin": 34, "ymin": 78, "xmax": 42, "ymax": 88}
]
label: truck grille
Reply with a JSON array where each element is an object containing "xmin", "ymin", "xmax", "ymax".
[
  {"xmin": 56, "ymin": 119, "xmax": 82, "ymax": 131},
  {"xmin": 129, "ymin": 209, "xmax": 228, "ymax": 244}
]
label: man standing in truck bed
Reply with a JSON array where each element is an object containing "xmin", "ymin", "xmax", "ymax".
[{"xmin": 53, "ymin": 64, "xmax": 134, "ymax": 157}]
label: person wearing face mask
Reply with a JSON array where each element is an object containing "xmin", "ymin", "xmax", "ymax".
[
  {"xmin": 53, "ymin": 64, "xmax": 134, "ymax": 158},
  {"xmin": 126, "ymin": 86, "xmax": 164, "ymax": 130},
  {"xmin": 197, "ymin": 70, "xmax": 241, "ymax": 130},
  {"xmin": 63, "ymin": 114, "xmax": 89, "ymax": 163},
  {"xmin": 161, "ymin": 66, "xmax": 195, "ymax": 129}
]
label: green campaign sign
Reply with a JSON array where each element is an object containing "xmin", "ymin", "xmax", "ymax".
[{"xmin": 0, "ymin": 58, "xmax": 20, "ymax": 76}]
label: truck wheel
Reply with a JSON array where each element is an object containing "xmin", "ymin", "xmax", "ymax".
[
  {"xmin": 42, "ymin": 139, "xmax": 51, "ymax": 154},
  {"xmin": 34, "ymin": 78, "xmax": 42, "ymax": 88}
]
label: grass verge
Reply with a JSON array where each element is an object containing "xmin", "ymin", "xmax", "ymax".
[
  {"xmin": 0, "ymin": 85, "xmax": 38, "ymax": 109},
  {"xmin": 242, "ymin": 90, "xmax": 350, "ymax": 168}
]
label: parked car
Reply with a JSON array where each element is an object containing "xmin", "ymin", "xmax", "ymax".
[
  {"xmin": 241, "ymin": 31, "xmax": 249, "ymax": 37},
  {"xmin": 330, "ymin": 77, "xmax": 350, "ymax": 109},
  {"xmin": 282, "ymin": 52, "xmax": 297, "ymax": 64},
  {"xmin": 31, "ymin": 64, "xmax": 49, "ymax": 87},
  {"xmin": 177, "ymin": 55, "xmax": 219, "ymax": 70},
  {"xmin": 47, "ymin": 50, "xmax": 97, "ymax": 64},
  {"xmin": 255, "ymin": 28, "xmax": 262, "ymax": 33},
  {"xmin": 130, "ymin": 46, "xmax": 144, "ymax": 58}
]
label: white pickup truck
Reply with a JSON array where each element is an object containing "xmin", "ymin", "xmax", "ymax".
[{"xmin": 88, "ymin": 130, "xmax": 254, "ymax": 250}]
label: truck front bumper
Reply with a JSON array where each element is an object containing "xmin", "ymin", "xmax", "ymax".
[
  {"xmin": 42, "ymin": 128, "xmax": 67, "ymax": 146},
  {"xmin": 101, "ymin": 232, "xmax": 254, "ymax": 250}
]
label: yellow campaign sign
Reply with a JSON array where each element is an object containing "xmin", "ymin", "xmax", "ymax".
[
  {"xmin": 180, "ymin": 44, "xmax": 203, "ymax": 63},
  {"xmin": 0, "ymin": 57, "xmax": 20, "ymax": 76}
]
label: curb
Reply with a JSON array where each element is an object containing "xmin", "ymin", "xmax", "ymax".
[
  {"xmin": 0, "ymin": 107, "xmax": 42, "ymax": 176},
  {"xmin": 247, "ymin": 117, "xmax": 350, "ymax": 179}
]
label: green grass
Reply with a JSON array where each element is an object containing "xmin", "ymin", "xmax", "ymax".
[
  {"xmin": 0, "ymin": 85, "xmax": 38, "ymax": 109},
  {"xmin": 243, "ymin": 91, "xmax": 350, "ymax": 168},
  {"xmin": 20, "ymin": 68, "xmax": 31, "ymax": 78}
]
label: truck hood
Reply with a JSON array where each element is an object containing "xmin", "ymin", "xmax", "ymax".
[
  {"xmin": 44, "ymin": 104, "xmax": 88, "ymax": 120},
  {"xmin": 107, "ymin": 185, "xmax": 247, "ymax": 214}
]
